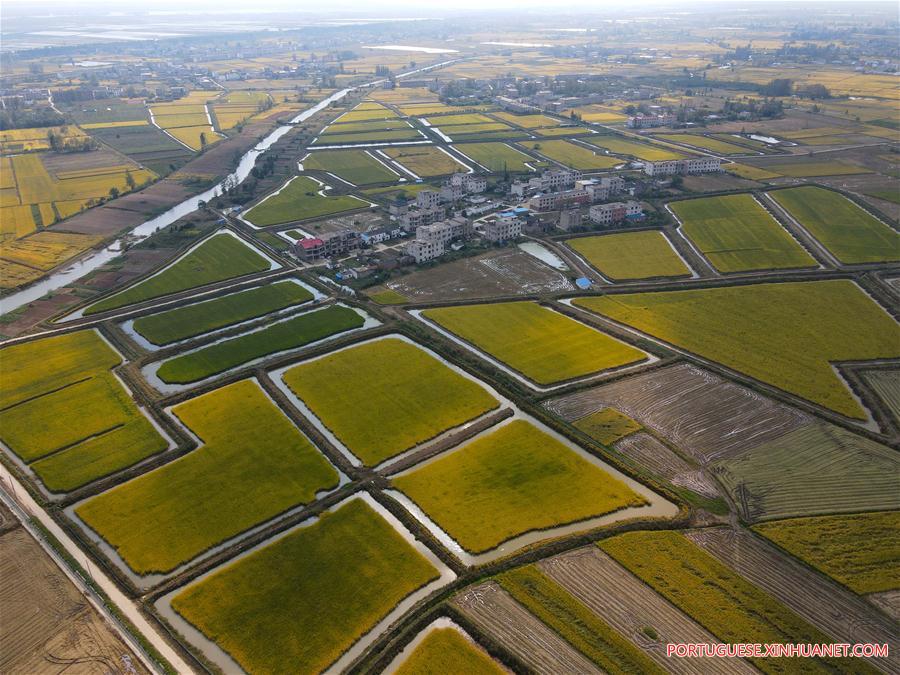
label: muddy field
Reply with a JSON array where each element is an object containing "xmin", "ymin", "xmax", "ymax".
[
  {"xmin": 40, "ymin": 149, "xmax": 141, "ymax": 175},
  {"xmin": 685, "ymin": 528, "xmax": 899, "ymax": 674},
  {"xmin": 544, "ymin": 363, "xmax": 809, "ymax": 464},
  {"xmin": 0, "ymin": 519, "xmax": 146, "ymax": 675},
  {"xmin": 681, "ymin": 173, "xmax": 760, "ymax": 193},
  {"xmin": 538, "ymin": 548, "xmax": 755, "ymax": 675},
  {"xmin": 384, "ymin": 249, "xmax": 573, "ymax": 303},
  {"xmin": 452, "ymin": 581, "xmax": 599, "ymax": 674},
  {"xmin": 613, "ymin": 433, "xmax": 719, "ymax": 499}
]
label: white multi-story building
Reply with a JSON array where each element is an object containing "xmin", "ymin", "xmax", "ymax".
[
  {"xmin": 416, "ymin": 190, "xmax": 442, "ymax": 208},
  {"xmin": 528, "ymin": 188, "xmax": 591, "ymax": 212},
  {"xmin": 406, "ymin": 238, "xmax": 445, "ymax": 263},
  {"xmin": 626, "ymin": 113, "xmax": 676, "ymax": 129},
  {"xmin": 577, "ymin": 176, "xmax": 626, "ymax": 202},
  {"xmin": 642, "ymin": 157, "xmax": 721, "ymax": 176},
  {"xmin": 589, "ymin": 200, "xmax": 643, "ymax": 225},
  {"xmin": 400, "ymin": 205, "xmax": 445, "ymax": 230},
  {"xmin": 484, "ymin": 212, "xmax": 523, "ymax": 242},
  {"xmin": 449, "ymin": 173, "xmax": 487, "ymax": 193}
]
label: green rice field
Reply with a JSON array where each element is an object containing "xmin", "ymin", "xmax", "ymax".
[
  {"xmin": 567, "ymin": 231, "xmax": 691, "ymax": 280},
  {"xmin": 86, "ymin": 234, "xmax": 271, "ymax": 315},
  {"xmin": 528, "ymin": 140, "xmax": 621, "ymax": 170},
  {"xmin": 655, "ymin": 133, "xmax": 751, "ymax": 155},
  {"xmin": 282, "ymin": 338, "xmax": 498, "ymax": 465},
  {"xmin": 384, "ymin": 146, "xmax": 468, "ymax": 177},
  {"xmin": 303, "ymin": 150, "xmax": 398, "ymax": 185},
  {"xmin": 572, "ymin": 408, "xmax": 642, "ymax": 445},
  {"xmin": 574, "ymin": 280, "xmax": 900, "ymax": 419},
  {"xmin": 76, "ymin": 379, "xmax": 339, "ymax": 574},
  {"xmin": 132, "ymin": 281, "xmax": 312, "ymax": 346},
  {"xmin": 585, "ymin": 135, "xmax": 686, "ymax": 161},
  {"xmin": 422, "ymin": 301, "xmax": 646, "ymax": 385},
  {"xmin": 171, "ymin": 498, "xmax": 439, "ymax": 674},
  {"xmin": 454, "ymin": 142, "xmax": 533, "ymax": 172},
  {"xmin": 156, "ymin": 305, "xmax": 364, "ymax": 384},
  {"xmin": 768, "ymin": 186, "xmax": 900, "ymax": 264},
  {"xmin": 396, "ymin": 628, "xmax": 504, "ymax": 675},
  {"xmin": 755, "ymin": 161, "xmax": 871, "ymax": 177},
  {"xmin": 242, "ymin": 176, "xmax": 369, "ymax": 226},
  {"xmin": 393, "ymin": 419, "xmax": 646, "ymax": 553},
  {"xmin": 671, "ymin": 194, "xmax": 817, "ymax": 272}
]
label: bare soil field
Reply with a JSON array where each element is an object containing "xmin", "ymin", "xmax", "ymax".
[
  {"xmin": 685, "ymin": 528, "xmax": 900, "ymax": 675},
  {"xmin": 452, "ymin": 581, "xmax": 601, "ymax": 674},
  {"xmin": 0, "ymin": 522, "xmax": 146, "ymax": 675},
  {"xmin": 381, "ymin": 249, "xmax": 573, "ymax": 302},
  {"xmin": 681, "ymin": 173, "xmax": 760, "ymax": 192},
  {"xmin": 538, "ymin": 548, "xmax": 755, "ymax": 675},
  {"xmin": 868, "ymin": 591, "xmax": 900, "ymax": 623},
  {"xmin": 614, "ymin": 433, "xmax": 719, "ymax": 499},
  {"xmin": 40, "ymin": 149, "xmax": 138, "ymax": 175},
  {"xmin": 544, "ymin": 363, "xmax": 809, "ymax": 464},
  {"xmin": 304, "ymin": 209, "xmax": 383, "ymax": 235}
]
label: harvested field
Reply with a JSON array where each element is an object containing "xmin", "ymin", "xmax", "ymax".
[
  {"xmin": 380, "ymin": 249, "xmax": 573, "ymax": 301},
  {"xmin": 533, "ymin": 126, "xmax": 593, "ymax": 137},
  {"xmin": 131, "ymin": 280, "xmax": 313, "ymax": 346},
  {"xmin": 600, "ymin": 531, "xmax": 867, "ymax": 675},
  {"xmin": 754, "ymin": 161, "xmax": 872, "ymax": 177},
  {"xmin": 571, "ymin": 407, "xmax": 641, "ymax": 445},
  {"xmin": 573, "ymin": 280, "xmax": 900, "ymax": 420},
  {"xmin": 85, "ymin": 233, "xmax": 272, "ymax": 315},
  {"xmin": 369, "ymin": 288, "xmax": 408, "ymax": 305},
  {"xmin": 496, "ymin": 566, "xmax": 664, "ymax": 674},
  {"xmin": 670, "ymin": 194, "xmax": 816, "ymax": 273},
  {"xmin": 422, "ymin": 301, "xmax": 647, "ymax": 386},
  {"xmin": 170, "ymin": 497, "xmax": 441, "ymax": 674},
  {"xmin": 394, "ymin": 625, "xmax": 505, "ymax": 675},
  {"xmin": 336, "ymin": 104, "xmax": 399, "ymax": 123},
  {"xmin": 539, "ymin": 547, "xmax": 756, "ymax": 675},
  {"xmin": 753, "ymin": 512, "xmax": 900, "ymax": 595},
  {"xmin": 527, "ymin": 140, "xmax": 621, "ymax": 170},
  {"xmin": 453, "ymin": 142, "xmax": 533, "ymax": 172},
  {"xmin": 452, "ymin": 581, "xmax": 601, "ymax": 675},
  {"xmin": 768, "ymin": 186, "xmax": 900, "ymax": 264},
  {"xmin": 384, "ymin": 146, "xmax": 468, "ymax": 177},
  {"xmin": 242, "ymin": 176, "xmax": 369, "ymax": 226},
  {"xmin": 714, "ymin": 421, "xmax": 900, "ymax": 522},
  {"xmin": 313, "ymin": 128, "xmax": 422, "ymax": 144},
  {"xmin": 862, "ymin": 368, "xmax": 900, "ymax": 423},
  {"xmin": 393, "ymin": 419, "xmax": 646, "ymax": 554},
  {"xmin": 614, "ymin": 433, "xmax": 720, "ymax": 499},
  {"xmin": 655, "ymin": 134, "xmax": 750, "ymax": 155},
  {"xmin": 492, "ymin": 112, "xmax": 562, "ymax": 129},
  {"xmin": 566, "ymin": 231, "xmax": 691, "ymax": 280},
  {"xmin": 76, "ymin": 379, "xmax": 339, "ymax": 575},
  {"xmin": 0, "ymin": 523, "xmax": 147, "ymax": 674},
  {"xmin": 281, "ymin": 337, "xmax": 498, "ymax": 466},
  {"xmin": 302, "ymin": 149, "xmax": 398, "ymax": 185},
  {"xmin": 685, "ymin": 527, "xmax": 899, "ymax": 673},
  {"xmin": 726, "ymin": 163, "xmax": 781, "ymax": 180},
  {"xmin": 545, "ymin": 363, "xmax": 808, "ymax": 463},
  {"xmin": 155, "ymin": 304, "xmax": 365, "ymax": 384}
]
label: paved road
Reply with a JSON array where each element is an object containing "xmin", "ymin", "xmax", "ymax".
[{"xmin": 0, "ymin": 465, "xmax": 195, "ymax": 674}]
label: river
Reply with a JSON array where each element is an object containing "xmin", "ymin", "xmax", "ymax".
[{"xmin": 1, "ymin": 59, "xmax": 460, "ymax": 315}]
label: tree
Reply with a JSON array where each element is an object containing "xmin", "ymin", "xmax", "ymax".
[
  {"xmin": 109, "ymin": 187, "xmax": 120, "ymax": 199},
  {"xmin": 200, "ymin": 132, "xmax": 207, "ymax": 148},
  {"xmin": 125, "ymin": 170, "xmax": 135, "ymax": 190}
]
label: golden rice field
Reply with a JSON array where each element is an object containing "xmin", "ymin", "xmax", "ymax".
[
  {"xmin": 574, "ymin": 280, "xmax": 900, "ymax": 420},
  {"xmin": 0, "ymin": 231, "xmax": 103, "ymax": 288},
  {"xmin": 566, "ymin": 231, "xmax": 691, "ymax": 280},
  {"xmin": 422, "ymin": 301, "xmax": 646, "ymax": 386},
  {"xmin": 395, "ymin": 627, "xmax": 504, "ymax": 675},
  {"xmin": 282, "ymin": 338, "xmax": 498, "ymax": 466},
  {"xmin": 384, "ymin": 146, "xmax": 468, "ymax": 177},
  {"xmin": 393, "ymin": 419, "xmax": 647, "ymax": 553},
  {"xmin": 0, "ymin": 125, "xmax": 87, "ymax": 153}
]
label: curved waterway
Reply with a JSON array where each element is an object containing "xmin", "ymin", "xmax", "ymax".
[{"xmin": 1, "ymin": 59, "xmax": 460, "ymax": 314}]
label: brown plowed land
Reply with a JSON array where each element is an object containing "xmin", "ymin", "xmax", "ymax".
[
  {"xmin": 614, "ymin": 432, "xmax": 720, "ymax": 498},
  {"xmin": 538, "ymin": 547, "xmax": 756, "ymax": 675},
  {"xmin": 0, "ymin": 524, "xmax": 147, "ymax": 675},
  {"xmin": 685, "ymin": 527, "xmax": 900, "ymax": 675},
  {"xmin": 452, "ymin": 581, "xmax": 601, "ymax": 675},
  {"xmin": 867, "ymin": 590, "xmax": 900, "ymax": 624},
  {"xmin": 545, "ymin": 362, "xmax": 809, "ymax": 463}
]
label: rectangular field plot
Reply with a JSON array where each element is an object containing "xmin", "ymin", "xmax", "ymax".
[
  {"xmin": 496, "ymin": 566, "xmax": 665, "ymax": 674},
  {"xmin": 768, "ymin": 186, "xmax": 900, "ymax": 264},
  {"xmin": 75, "ymin": 379, "xmax": 339, "ymax": 575},
  {"xmin": 393, "ymin": 623, "xmax": 505, "ymax": 675},
  {"xmin": 336, "ymin": 103, "xmax": 399, "ymax": 123},
  {"xmin": 303, "ymin": 149, "xmax": 399, "ymax": 185},
  {"xmin": 573, "ymin": 280, "xmax": 900, "ymax": 420},
  {"xmin": 492, "ymin": 112, "xmax": 562, "ymax": 129},
  {"xmin": 85, "ymin": 232, "xmax": 273, "ymax": 315},
  {"xmin": 600, "ymin": 532, "xmax": 864, "ymax": 675},
  {"xmin": 567, "ymin": 231, "xmax": 691, "ymax": 280},
  {"xmin": 585, "ymin": 135, "xmax": 687, "ymax": 161},
  {"xmin": 753, "ymin": 512, "xmax": 900, "ymax": 595},
  {"xmin": 0, "ymin": 330, "xmax": 167, "ymax": 492},
  {"xmin": 671, "ymin": 194, "xmax": 816, "ymax": 273},
  {"xmin": 421, "ymin": 301, "xmax": 647, "ymax": 386},
  {"xmin": 280, "ymin": 337, "xmax": 498, "ymax": 466},
  {"xmin": 153, "ymin": 304, "xmax": 366, "ymax": 385},
  {"xmin": 166, "ymin": 496, "xmax": 445, "ymax": 674},
  {"xmin": 454, "ymin": 142, "xmax": 534, "ymax": 172},
  {"xmin": 242, "ymin": 176, "xmax": 369, "ymax": 226},
  {"xmin": 754, "ymin": 161, "xmax": 872, "ymax": 177},
  {"xmin": 526, "ymin": 140, "xmax": 621, "ymax": 170},
  {"xmin": 384, "ymin": 146, "xmax": 468, "ymax": 177},
  {"xmin": 654, "ymin": 133, "xmax": 751, "ymax": 155},
  {"xmin": 130, "ymin": 280, "xmax": 313, "ymax": 346},
  {"xmin": 313, "ymin": 128, "xmax": 422, "ymax": 145},
  {"xmin": 392, "ymin": 419, "xmax": 648, "ymax": 555},
  {"xmin": 726, "ymin": 163, "xmax": 781, "ymax": 180},
  {"xmin": 862, "ymin": 368, "xmax": 900, "ymax": 423},
  {"xmin": 715, "ymin": 421, "xmax": 900, "ymax": 522}
]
